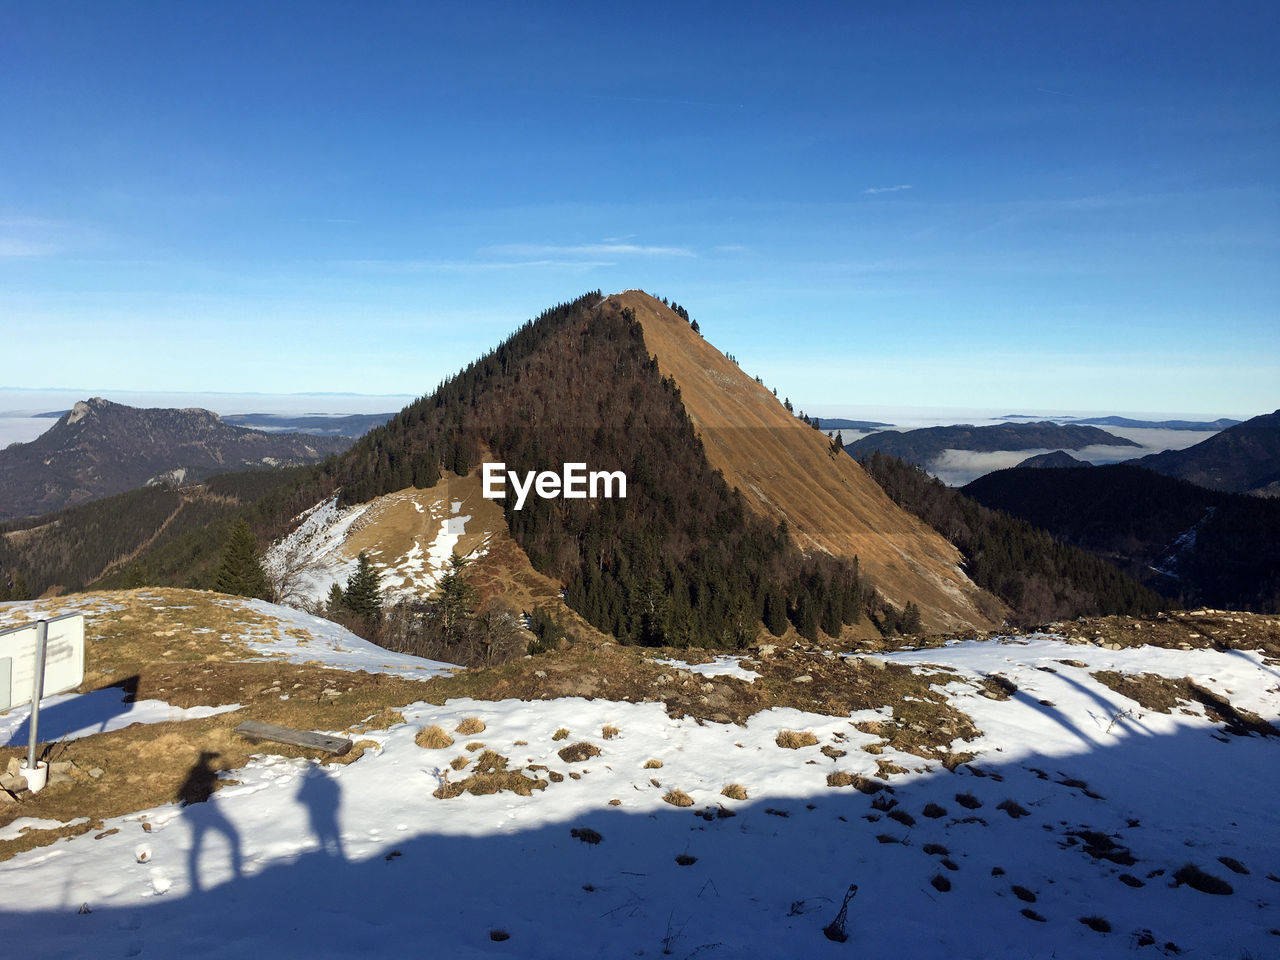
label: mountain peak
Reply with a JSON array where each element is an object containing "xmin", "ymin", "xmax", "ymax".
[{"xmin": 0, "ymin": 399, "xmax": 350, "ymax": 521}]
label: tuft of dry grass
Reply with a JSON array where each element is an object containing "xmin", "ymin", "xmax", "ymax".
[
  {"xmin": 775, "ymin": 730, "xmax": 819, "ymax": 749},
  {"xmin": 997, "ymin": 799, "xmax": 1030, "ymax": 819},
  {"xmin": 557, "ymin": 742, "xmax": 601, "ymax": 763},
  {"xmin": 350, "ymin": 708, "xmax": 405, "ymax": 734},
  {"xmin": 601, "ymin": 725, "xmax": 620, "ymax": 740},
  {"xmin": 721, "ymin": 783, "xmax": 748, "ymax": 800},
  {"xmin": 570, "ymin": 827, "xmax": 602, "ymax": 844},
  {"xmin": 465, "ymin": 741, "xmax": 485, "ymax": 752},
  {"xmin": 887, "ymin": 808, "xmax": 916, "ymax": 827},
  {"xmin": 923, "ymin": 802, "xmax": 947, "ymax": 819},
  {"xmin": 826, "ymin": 771, "xmax": 855, "ymax": 787},
  {"xmin": 432, "ymin": 750, "xmax": 546, "ymax": 799},
  {"xmin": 821, "ymin": 745, "xmax": 847, "ymax": 759},
  {"xmin": 1079, "ymin": 916, "xmax": 1111, "ymax": 933},
  {"xmin": 955, "ymin": 792, "xmax": 982, "ymax": 809},
  {"xmin": 455, "ymin": 717, "xmax": 486, "ymax": 735},
  {"xmin": 552, "ymin": 727, "xmax": 570, "ymax": 741},
  {"xmin": 675, "ymin": 853, "xmax": 698, "ymax": 866},
  {"xmin": 415, "ymin": 725, "xmax": 454, "ymax": 750},
  {"xmin": 663, "ymin": 788, "xmax": 694, "ymax": 807},
  {"xmin": 1173, "ymin": 863, "xmax": 1234, "ymax": 895},
  {"xmin": 643, "ymin": 758, "xmax": 664, "ymax": 769},
  {"xmin": 449, "ymin": 756, "xmax": 469, "ymax": 771}
]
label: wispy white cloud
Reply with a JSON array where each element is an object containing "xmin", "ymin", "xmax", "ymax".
[
  {"xmin": 333, "ymin": 258, "xmax": 615, "ymax": 273},
  {"xmin": 0, "ymin": 217, "xmax": 66, "ymax": 257},
  {"xmin": 0, "ymin": 238, "xmax": 57, "ymax": 257},
  {"xmin": 863, "ymin": 184, "xmax": 913, "ymax": 195},
  {"xmin": 488, "ymin": 242, "xmax": 695, "ymax": 258}
]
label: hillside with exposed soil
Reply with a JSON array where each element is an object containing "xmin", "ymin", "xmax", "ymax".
[{"xmin": 615, "ymin": 291, "xmax": 1003, "ymax": 633}]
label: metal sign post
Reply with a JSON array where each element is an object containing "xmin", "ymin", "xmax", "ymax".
[
  {"xmin": 0, "ymin": 613, "xmax": 85, "ymax": 792},
  {"xmin": 27, "ymin": 620, "xmax": 48, "ymax": 773}
]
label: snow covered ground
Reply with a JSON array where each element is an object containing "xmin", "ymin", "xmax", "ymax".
[
  {"xmin": 223, "ymin": 598, "xmax": 460, "ymax": 679},
  {"xmin": 1, "ymin": 608, "xmax": 1277, "ymax": 958}
]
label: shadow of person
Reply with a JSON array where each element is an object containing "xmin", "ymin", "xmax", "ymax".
[
  {"xmin": 179, "ymin": 751, "xmax": 243, "ymax": 892},
  {"xmin": 297, "ymin": 762, "xmax": 345, "ymax": 860}
]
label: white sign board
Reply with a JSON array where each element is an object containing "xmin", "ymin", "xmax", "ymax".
[{"xmin": 0, "ymin": 614, "xmax": 85, "ymax": 711}]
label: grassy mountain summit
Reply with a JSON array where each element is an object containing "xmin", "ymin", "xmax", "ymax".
[{"xmin": 313, "ymin": 290, "xmax": 1002, "ymax": 643}]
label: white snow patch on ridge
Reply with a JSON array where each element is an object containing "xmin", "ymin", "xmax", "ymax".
[
  {"xmin": 218, "ymin": 598, "xmax": 459, "ymax": 678},
  {"xmin": 651, "ymin": 655, "xmax": 760, "ymax": 682},
  {"xmin": 263, "ymin": 491, "xmax": 489, "ymax": 608},
  {"xmin": 263, "ymin": 497, "xmax": 371, "ymax": 606}
]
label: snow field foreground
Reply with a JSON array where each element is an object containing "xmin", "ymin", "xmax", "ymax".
[{"xmin": 0, "ymin": 595, "xmax": 1277, "ymax": 958}]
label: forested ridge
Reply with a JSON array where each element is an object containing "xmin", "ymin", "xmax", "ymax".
[
  {"xmin": 964, "ymin": 464, "xmax": 1280, "ymax": 612},
  {"xmin": 1, "ymin": 466, "xmax": 314, "ymax": 598},
  {"xmin": 857, "ymin": 451, "xmax": 1168, "ymax": 623}
]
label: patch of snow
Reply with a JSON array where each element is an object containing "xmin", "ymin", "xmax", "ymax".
[
  {"xmin": 0, "ymin": 689, "xmax": 242, "ymax": 747},
  {"xmin": 651, "ymin": 655, "xmax": 760, "ymax": 682},
  {"xmin": 0, "ymin": 818, "xmax": 89, "ymax": 842},
  {"xmin": 262, "ymin": 497, "xmax": 373, "ymax": 606},
  {"xmin": 218, "ymin": 598, "xmax": 459, "ymax": 679},
  {"xmin": 264, "ymin": 492, "xmax": 489, "ymax": 608}
]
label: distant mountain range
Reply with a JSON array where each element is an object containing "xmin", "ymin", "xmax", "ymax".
[
  {"xmin": 1126, "ymin": 410, "xmax": 1280, "ymax": 496},
  {"xmin": 845, "ymin": 422, "xmax": 1138, "ymax": 468},
  {"xmin": 220, "ymin": 412, "xmax": 394, "ymax": 436},
  {"xmin": 35, "ymin": 409, "xmax": 393, "ymax": 438},
  {"xmin": 0, "ymin": 398, "xmax": 350, "ymax": 521},
  {"xmin": 999, "ymin": 414, "xmax": 1240, "ymax": 431},
  {"xmin": 812, "ymin": 418, "xmax": 894, "ymax": 431}
]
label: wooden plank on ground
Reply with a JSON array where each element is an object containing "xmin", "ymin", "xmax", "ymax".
[{"xmin": 235, "ymin": 720, "xmax": 352, "ymax": 756}]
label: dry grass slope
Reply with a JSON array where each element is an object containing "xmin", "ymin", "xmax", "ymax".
[{"xmin": 615, "ymin": 290, "xmax": 1004, "ymax": 634}]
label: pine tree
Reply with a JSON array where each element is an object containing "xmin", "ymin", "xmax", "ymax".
[
  {"xmin": 0, "ymin": 574, "xmax": 10, "ymax": 602},
  {"xmin": 435, "ymin": 552, "xmax": 479, "ymax": 636},
  {"xmin": 213, "ymin": 520, "xmax": 272, "ymax": 600},
  {"xmin": 326, "ymin": 583, "xmax": 346, "ymax": 616},
  {"xmin": 762, "ymin": 586, "xmax": 788, "ymax": 636},
  {"xmin": 901, "ymin": 601, "xmax": 923, "ymax": 635},
  {"xmin": 344, "ymin": 552, "xmax": 383, "ymax": 621}
]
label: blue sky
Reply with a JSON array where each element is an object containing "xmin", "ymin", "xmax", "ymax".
[{"xmin": 2, "ymin": 1, "xmax": 1276, "ymax": 417}]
